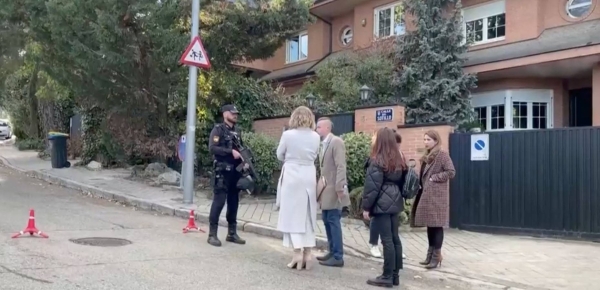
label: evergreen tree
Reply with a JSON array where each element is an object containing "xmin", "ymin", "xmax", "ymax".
[{"xmin": 396, "ymin": 0, "xmax": 477, "ymax": 124}]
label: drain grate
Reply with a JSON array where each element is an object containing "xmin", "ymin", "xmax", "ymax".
[{"xmin": 69, "ymin": 237, "xmax": 132, "ymax": 247}]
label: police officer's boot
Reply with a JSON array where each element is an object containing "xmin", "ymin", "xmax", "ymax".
[
  {"xmin": 226, "ymin": 224, "xmax": 246, "ymax": 245},
  {"xmin": 207, "ymin": 225, "xmax": 222, "ymax": 247}
]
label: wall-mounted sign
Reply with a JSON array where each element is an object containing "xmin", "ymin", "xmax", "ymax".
[
  {"xmin": 470, "ymin": 134, "xmax": 489, "ymax": 161},
  {"xmin": 375, "ymin": 108, "xmax": 393, "ymax": 122}
]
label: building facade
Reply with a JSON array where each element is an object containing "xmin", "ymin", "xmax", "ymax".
[{"xmin": 239, "ymin": 0, "xmax": 600, "ymax": 130}]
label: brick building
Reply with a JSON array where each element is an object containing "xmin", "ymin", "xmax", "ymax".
[{"xmin": 240, "ymin": 0, "xmax": 600, "ymax": 130}]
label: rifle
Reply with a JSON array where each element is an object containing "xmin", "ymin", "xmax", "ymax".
[{"xmin": 231, "ymin": 134, "xmax": 257, "ymax": 195}]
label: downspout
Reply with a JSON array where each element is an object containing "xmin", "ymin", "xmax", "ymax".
[{"xmin": 307, "ymin": 13, "xmax": 333, "ymax": 72}]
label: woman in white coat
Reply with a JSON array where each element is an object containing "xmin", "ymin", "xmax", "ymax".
[{"xmin": 276, "ymin": 106, "xmax": 320, "ymax": 270}]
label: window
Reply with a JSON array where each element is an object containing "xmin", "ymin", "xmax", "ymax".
[
  {"xmin": 286, "ymin": 32, "xmax": 308, "ymax": 63},
  {"xmin": 471, "ymin": 89, "xmax": 553, "ymax": 131},
  {"xmin": 532, "ymin": 102, "xmax": 548, "ymax": 129},
  {"xmin": 463, "ymin": 0, "xmax": 506, "ymax": 45},
  {"xmin": 341, "ymin": 27, "xmax": 353, "ymax": 46},
  {"xmin": 374, "ymin": 2, "xmax": 406, "ymax": 38},
  {"xmin": 490, "ymin": 105, "xmax": 505, "ymax": 130},
  {"xmin": 512, "ymin": 101, "xmax": 527, "ymax": 129},
  {"xmin": 566, "ymin": 0, "xmax": 592, "ymax": 18},
  {"xmin": 475, "ymin": 107, "xmax": 487, "ymax": 129}
]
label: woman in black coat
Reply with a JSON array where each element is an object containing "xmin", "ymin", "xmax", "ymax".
[{"xmin": 362, "ymin": 127, "xmax": 408, "ymax": 288}]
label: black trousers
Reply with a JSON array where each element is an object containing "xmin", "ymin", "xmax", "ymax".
[
  {"xmin": 371, "ymin": 213, "xmax": 403, "ymax": 276},
  {"xmin": 209, "ymin": 170, "xmax": 240, "ymax": 230},
  {"xmin": 369, "ymin": 219, "xmax": 378, "ymax": 245},
  {"xmin": 426, "ymin": 227, "xmax": 444, "ymax": 249}
]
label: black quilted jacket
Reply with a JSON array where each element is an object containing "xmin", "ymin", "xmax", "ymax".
[{"xmin": 362, "ymin": 159, "xmax": 407, "ymax": 215}]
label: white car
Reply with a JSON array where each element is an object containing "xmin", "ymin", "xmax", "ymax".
[{"xmin": 0, "ymin": 120, "xmax": 12, "ymax": 140}]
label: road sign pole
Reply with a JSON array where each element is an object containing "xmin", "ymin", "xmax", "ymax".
[
  {"xmin": 183, "ymin": 0, "xmax": 200, "ymax": 204},
  {"xmin": 180, "ymin": 158, "xmax": 185, "ymax": 189}
]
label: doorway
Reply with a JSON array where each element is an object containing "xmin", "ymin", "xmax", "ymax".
[{"xmin": 569, "ymin": 88, "xmax": 592, "ymax": 127}]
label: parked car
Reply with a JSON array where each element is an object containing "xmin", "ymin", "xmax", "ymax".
[{"xmin": 0, "ymin": 120, "xmax": 12, "ymax": 140}]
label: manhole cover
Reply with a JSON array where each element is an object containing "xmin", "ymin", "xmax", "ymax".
[{"xmin": 69, "ymin": 237, "xmax": 132, "ymax": 247}]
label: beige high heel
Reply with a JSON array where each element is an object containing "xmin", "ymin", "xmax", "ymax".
[
  {"xmin": 287, "ymin": 249, "xmax": 304, "ymax": 270},
  {"xmin": 303, "ymin": 247, "xmax": 314, "ymax": 270}
]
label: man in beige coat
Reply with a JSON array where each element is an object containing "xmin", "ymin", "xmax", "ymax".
[{"xmin": 315, "ymin": 117, "xmax": 350, "ymax": 267}]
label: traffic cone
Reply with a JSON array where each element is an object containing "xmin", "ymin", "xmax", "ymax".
[
  {"xmin": 12, "ymin": 209, "xmax": 49, "ymax": 238},
  {"xmin": 182, "ymin": 210, "xmax": 205, "ymax": 233}
]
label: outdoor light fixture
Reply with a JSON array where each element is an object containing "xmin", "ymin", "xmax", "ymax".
[
  {"xmin": 305, "ymin": 93, "xmax": 316, "ymax": 108},
  {"xmin": 360, "ymin": 85, "xmax": 373, "ymax": 101}
]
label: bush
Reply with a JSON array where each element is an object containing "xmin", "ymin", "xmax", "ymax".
[
  {"xmin": 244, "ymin": 132, "xmax": 280, "ymax": 195},
  {"xmin": 341, "ymin": 132, "xmax": 371, "ymax": 190},
  {"xmin": 349, "ymin": 186, "xmax": 414, "ymax": 226},
  {"xmin": 400, "ymin": 198, "xmax": 414, "ymax": 225},
  {"xmin": 15, "ymin": 138, "xmax": 45, "ymax": 151},
  {"xmin": 349, "ymin": 186, "xmax": 364, "ymax": 219}
]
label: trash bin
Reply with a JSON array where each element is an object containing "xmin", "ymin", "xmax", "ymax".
[{"xmin": 48, "ymin": 132, "xmax": 70, "ymax": 169}]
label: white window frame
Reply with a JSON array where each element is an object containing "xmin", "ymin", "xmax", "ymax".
[
  {"xmin": 471, "ymin": 89, "xmax": 554, "ymax": 131},
  {"xmin": 462, "ymin": 0, "xmax": 506, "ymax": 46},
  {"xmin": 566, "ymin": 0, "xmax": 593, "ymax": 18},
  {"xmin": 285, "ymin": 31, "xmax": 308, "ymax": 64},
  {"xmin": 373, "ymin": 1, "xmax": 406, "ymax": 39}
]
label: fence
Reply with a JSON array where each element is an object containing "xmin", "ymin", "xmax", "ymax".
[
  {"xmin": 315, "ymin": 112, "xmax": 355, "ymax": 136},
  {"xmin": 449, "ymin": 127, "xmax": 600, "ymax": 239}
]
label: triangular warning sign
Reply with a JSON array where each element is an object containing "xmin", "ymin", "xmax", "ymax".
[{"xmin": 179, "ymin": 36, "xmax": 212, "ymax": 69}]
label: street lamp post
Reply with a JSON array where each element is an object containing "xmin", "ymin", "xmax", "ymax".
[
  {"xmin": 359, "ymin": 85, "xmax": 374, "ymax": 104},
  {"xmin": 305, "ymin": 93, "xmax": 319, "ymax": 122}
]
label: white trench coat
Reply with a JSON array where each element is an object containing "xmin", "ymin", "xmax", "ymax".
[{"xmin": 276, "ymin": 128, "xmax": 320, "ymax": 234}]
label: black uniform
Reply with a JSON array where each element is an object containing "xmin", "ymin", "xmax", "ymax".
[{"xmin": 207, "ymin": 104, "xmax": 246, "ymax": 247}]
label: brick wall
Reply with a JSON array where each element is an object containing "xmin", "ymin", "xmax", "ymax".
[
  {"xmin": 252, "ymin": 117, "xmax": 289, "ymax": 140},
  {"xmin": 355, "ymin": 105, "xmax": 405, "ymax": 133},
  {"xmin": 396, "ymin": 124, "xmax": 454, "ymax": 170}
]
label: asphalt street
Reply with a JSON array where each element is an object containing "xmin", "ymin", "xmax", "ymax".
[{"xmin": 0, "ymin": 165, "xmax": 498, "ymax": 290}]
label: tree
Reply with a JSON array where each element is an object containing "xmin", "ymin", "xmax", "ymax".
[
  {"xmin": 0, "ymin": 0, "xmax": 313, "ymax": 164},
  {"xmin": 300, "ymin": 44, "xmax": 397, "ymax": 113},
  {"xmin": 396, "ymin": 0, "xmax": 477, "ymax": 124}
]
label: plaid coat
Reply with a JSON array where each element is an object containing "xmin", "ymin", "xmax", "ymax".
[{"xmin": 410, "ymin": 150, "xmax": 455, "ymax": 228}]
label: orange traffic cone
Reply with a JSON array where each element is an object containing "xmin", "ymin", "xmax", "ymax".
[
  {"xmin": 183, "ymin": 210, "xmax": 205, "ymax": 233},
  {"xmin": 12, "ymin": 209, "xmax": 49, "ymax": 238}
]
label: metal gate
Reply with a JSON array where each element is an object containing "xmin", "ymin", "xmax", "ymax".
[
  {"xmin": 316, "ymin": 112, "xmax": 355, "ymax": 136},
  {"xmin": 449, "ymin": 127, "xmax": 600, "ymax": 239}
]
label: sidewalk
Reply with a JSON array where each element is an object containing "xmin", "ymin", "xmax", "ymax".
[{"xmin": 0, "ymin": 146, "xmax": 597, "ymax": 290}]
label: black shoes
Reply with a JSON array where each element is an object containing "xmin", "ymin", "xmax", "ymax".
[
  {"xmin": 318, "ymin": 257, "xmax": 344, "ymax": 267},
  {"xmin": 208, "ymin": 224, "xmax": 246, "ymax": 246},
  {"xmin": 226, "ymin": 225, "xmax": 246, "ymax": 245},
  {"xmin": 367, "ymin": 275, "xmax": 393, "ymax": 288},
  {"xmin": 207, "ymin": 235, "xmax": 222, "ymax": 247},
  {"xmin": 316, "ymin": 253, "xmax": 332, "ymax": 262},
  {"xmin": 207, "ymin": 225, "xmax": 222, "ymax": 247}
]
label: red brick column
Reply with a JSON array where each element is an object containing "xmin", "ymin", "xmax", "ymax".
[{"xmin": 354, "ymin": 104, "xmax": 405, "ymax": 134}]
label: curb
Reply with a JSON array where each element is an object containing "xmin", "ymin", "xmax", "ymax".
[
  {"xmin": 0, "ymin": 156, "xmax": 523, "ymax": 289},
  {"xmin": 0, "ymin": 156, "xmax": 350, "ymax": 255}
]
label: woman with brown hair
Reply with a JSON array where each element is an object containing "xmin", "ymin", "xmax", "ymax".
[
  {"xmin": 362, "ymin": 127, "xmax": 408, "ymax": 287},
  {"xmin": 411, "ymin": 130, "xmax": 456, "ymax": 270}
]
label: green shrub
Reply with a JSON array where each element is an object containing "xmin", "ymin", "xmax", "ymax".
[
  {"xmin": 341, "ymin": 132, "xmax": 371, "ymax": 190},
  {"xmin": 349, "ymin": 186, "xmax": 364, "ymax": 219},
  {"xmin": 349, "ymin": 185, "xmax": 414, "ymax": 226},
  {"xmin": 15, "ymin": 138, "xmax": 45, "ymax": 151},
  {"xmin": 244, "ymin": 132, "xmax": 280, "ymax": 195},
  {"xmin": 400, "ymin": 198, "xmax": 414, "ymax": 225}
]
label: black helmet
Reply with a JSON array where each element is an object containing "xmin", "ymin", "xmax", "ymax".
[{"xmin": 237, "ymin": 175, "xmax": 255, "ymax": 192}]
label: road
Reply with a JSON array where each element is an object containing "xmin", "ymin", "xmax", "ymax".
[{"xmin": 0, "ymin": 165, "xmax": 497, "ymax": 290}]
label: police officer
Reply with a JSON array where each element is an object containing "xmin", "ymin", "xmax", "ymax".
[{"xmin": 207, "ymin": 104, "xmax": 246, "ymax": 247}]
